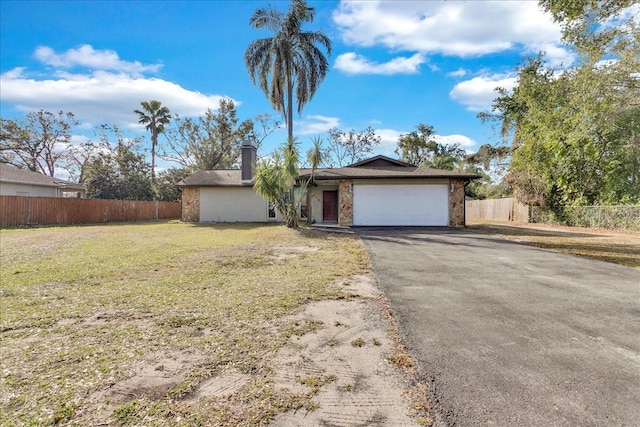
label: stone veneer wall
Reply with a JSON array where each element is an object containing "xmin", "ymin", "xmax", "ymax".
[
  {"xmin": 449, "ymin": 178, "xmax": 466, "ymax": 227},
  {"xmin": 181, "ymin": 187, "xmax": 200, "ymax": 222},
  {"xmin": 338, "ymin": 179, "xmax": 353, "ymax": 226}
]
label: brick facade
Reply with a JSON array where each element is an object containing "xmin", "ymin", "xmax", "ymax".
[
  {"xmin": 181, "ymin": 187, "xmax": 200, "ymax": 222},
  {"xmin": 338, "ymin": 179, "xmax": 353, "ymax": 226},
  {"xmin": 448, "ymin": 178, "xmax": 466, "ymax": 227}
]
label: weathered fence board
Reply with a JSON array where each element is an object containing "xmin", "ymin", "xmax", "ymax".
[
  {"xmin": 466, "ymin": 197, "xmax": 529, "ymax": 222},
  {"xmin": 0, "ymin": 196, "xmax": 181, "ymax": 227}
]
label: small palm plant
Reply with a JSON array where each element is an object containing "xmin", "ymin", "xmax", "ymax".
[{"xmin": 253, "ymin": 137, "xmax": 306, "ymax": 228}]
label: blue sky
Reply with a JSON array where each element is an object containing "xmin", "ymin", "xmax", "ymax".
[{"xmin": 1, "ymin": 0, "xmax": 577, "ymax": 174}]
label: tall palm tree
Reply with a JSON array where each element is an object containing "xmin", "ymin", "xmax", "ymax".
[
  {"xmin": 134, "ymin": 100, "xmax": 171, "ymax": 180},
  {"xmin": 245, "ymin": 0, "xmax": 332, "ymax": 140}
]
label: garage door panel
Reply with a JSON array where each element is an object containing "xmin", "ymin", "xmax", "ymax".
[{"xmin": 353, "ymin": 184, "xmax": 448, "ymax": 226}]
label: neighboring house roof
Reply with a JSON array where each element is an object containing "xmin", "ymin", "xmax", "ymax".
[
  {"xmin": 177, "ymin": 155, "xmax": 481, "ymax": 187},
  {"xmin": 0, "ymin": 162, "xmax": 85, "ymax": 191},
  {"xmin": 177, "ymin": 170, "xmax": 250, "ymax": 187}
]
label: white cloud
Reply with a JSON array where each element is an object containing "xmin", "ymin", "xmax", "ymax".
[
  {"xmin": 447, "ymin": 68, "xmax": 468, "ymax": 78},
  {"xmin": 296, "ymin": 115, "xmax": 341, "ymax": 135},
  {"xmin": 449, "ymin": 74, "xmax": 517, "ymax": 112},
  {"xmin": 34, "ymin": 45, "xmax": 161, "ymax": 76},
  {"xmin": 432, "ymin": 134, "xmax": 475, "ymax": 148},
  {"xmin": 335, "ymin": 52, "xmax": 425, "ymax": 75},
  {"xmin": 375, "ymin": 128, "xmax": 404, "ymax": 156},
  {"xmin": 0, "ymin": 46, "xmax": 233, "ymax": 130},
  {"xmin": 333, "ymin": 1, "xmax": 570, "ymax": 60}
]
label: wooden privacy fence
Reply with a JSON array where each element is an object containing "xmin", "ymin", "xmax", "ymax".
[
  {"xmin": 0, "ymin": 196, "xmax": 181, "ymax": 227},
  {"xmin": 466, "ymin": 197, "xmax": 529, "ymax": 222}
]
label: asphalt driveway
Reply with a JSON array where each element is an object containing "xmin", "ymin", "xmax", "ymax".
[{"xmin": 358, "ymin": 227, "xmax": 640, "ymax": 426}]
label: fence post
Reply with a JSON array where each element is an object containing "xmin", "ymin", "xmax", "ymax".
[{"xmin": 27, "ymin": 196, "xmax": 32, "ymax": 225}]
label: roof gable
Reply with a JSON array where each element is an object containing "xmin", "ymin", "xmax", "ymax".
[{"xmin": 346, "ymin": 155, "xmax": 416, "ymax": 168}]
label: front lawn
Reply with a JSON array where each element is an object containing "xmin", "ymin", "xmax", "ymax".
[{"xmin": 0, "ymin": 222, "xmax": 370, "ymax": 426}]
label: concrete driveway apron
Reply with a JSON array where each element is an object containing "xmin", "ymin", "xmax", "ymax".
[{"xmin": 358, "ymin": 227, "xmax": 640, "ymax": 427}]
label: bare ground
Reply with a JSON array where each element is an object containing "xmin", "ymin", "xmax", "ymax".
[
  {"xmin": 271, "ymin": 275, "xmax": 429, "ymax": 426},
  {"xmin": 80, "ymin": 275, "xmax": 430, "ymax": 426}
]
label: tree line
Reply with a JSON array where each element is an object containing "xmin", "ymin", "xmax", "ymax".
[
  {"xmin": 0, "ymin": 104, "xmax": 485, "ymax": 203},
  {"xmin": 0, "ymin": 101, "xmax": 273, "ymax": 201},
  {"xmin": 3, "ymin": 0, "xmax": 636, "ymax": 216}
]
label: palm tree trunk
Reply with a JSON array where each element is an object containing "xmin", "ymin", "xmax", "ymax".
[
  {"xmin": 286, "ymin": 72, "xmax": 294, "ymax": 141},
  {"xmin": 151, "ymin": 131, "xmax": 157, "ymax": 181}
]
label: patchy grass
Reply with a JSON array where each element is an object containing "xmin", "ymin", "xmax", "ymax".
[
  {"xmin": 0, "ymin": 222, "xmax": 370, "ymax": 426},
  {"xmin": 468, "ymin": 222, "xmax": 640, "ymax": 269},
  {"xmin": 350, "ymin": 337, "xmax": 366, "ymax": 347}
]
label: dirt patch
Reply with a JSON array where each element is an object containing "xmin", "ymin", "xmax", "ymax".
[
  {"xmin": 271, "ymin": 245, "xmax": 321, "ymax": 261},
  {"xmin": 185, "ymin": 369, "xmax": 251, "ymax": 401},
  {"xmin": 271, "ymin": 275, "xmax": 427, "ymax": 426}
]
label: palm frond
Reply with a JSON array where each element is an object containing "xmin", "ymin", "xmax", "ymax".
[{"xmin": 245, "ymin": 0, "xmax": 332, "ymax": 139}]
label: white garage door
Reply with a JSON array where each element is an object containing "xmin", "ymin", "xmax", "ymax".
[{"xmin": 353, "ymin": 184, "xmax": 449, "ymax": 226}]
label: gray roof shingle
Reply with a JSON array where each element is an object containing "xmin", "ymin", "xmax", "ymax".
[
  {"xmin": 298, "ymin": 166, "xmax": 481, "ymax": 180},
  {"xmin": 177, "ymin": 169, "xmax": 250, "ymax": 187},
  {"xmin": 0, "ymin": 163, "xmax": 85, "ymax": 190},
  {"xmin": 177, "ymin": 164, "xmax": 481, "ymax": 187}
]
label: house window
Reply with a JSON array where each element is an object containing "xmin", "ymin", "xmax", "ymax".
[
  {"xmin": 267, "ymin": 201, "xmax": 277, "ymax": 219},
  {"xmin": 300, "ymin": 200, "xmax": 308, "ymax": 221}
]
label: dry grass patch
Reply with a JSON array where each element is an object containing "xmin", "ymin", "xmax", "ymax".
[
  {"xmin": 0, "ymin": 222, "xmax": 369, "ymax": 426},
  {"xmin": 468, "ymin": 222, "xmax": 640, "ymax": 269}
]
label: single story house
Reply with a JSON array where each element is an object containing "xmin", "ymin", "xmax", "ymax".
[
  {"xmin": 177, "ymin": 141, "xmax": 481, "ymax": 227},
  {"xmin": 0, "ymin": 163, "xmax": 86, "ymax": 198}
]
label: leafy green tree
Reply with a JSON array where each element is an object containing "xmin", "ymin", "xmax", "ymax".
[
  {"xmin": 253, "ymin": 137, "xmax": 304, "ymax": 228},
  {"xmin": 155, "ymin": 168, "xmax": 190, "ymax": 202},
  {"xmin": 325, "ymin": 126, "xmax": 381, "ymax": 167},
  {"xmin": 134, "ymin": 100, "xmax": 171, "ymax": 180},
  {"xmin": 395, "ymin": 124, "xmax": 467, "ymax": 170},
  {"xmin": 83, "ymin": 126, "xmax": 154, "ymax": 200},
  {"xmin": 246, "ymin": 113, "xmax": 282, "ymax": 154},
  {"xmin": 490, "ymin": 54, "xmax": 639, "ymax": 207},
  {"xmin": 540, "ymin": 0, "xmax": 638, "ymax": 57},
  {"xmin": 464, "ymin": 143, "xmax": 512, "ymax": 199},
  {"xmin": 395, "ymin": 124, "xmax": 436, "ymax": 166},
  {"xmin": 245, "ymin": 0, "xmax": 332, "ymax": 140},
  {"xmin": 0, "ymin": 110, "xmax": 78, "ymax": 177},
  {"xmin": 480, "ymin": 1, "xmax": 640, "ymax": 208},
  {"xmin": 162, "ymin": 99, "xmax": 253, "ymax": 172}
]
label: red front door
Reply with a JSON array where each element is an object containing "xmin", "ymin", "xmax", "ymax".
[{"xmin": 323, "ymin": 190, "xmax": 338, "ymax": 221}]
